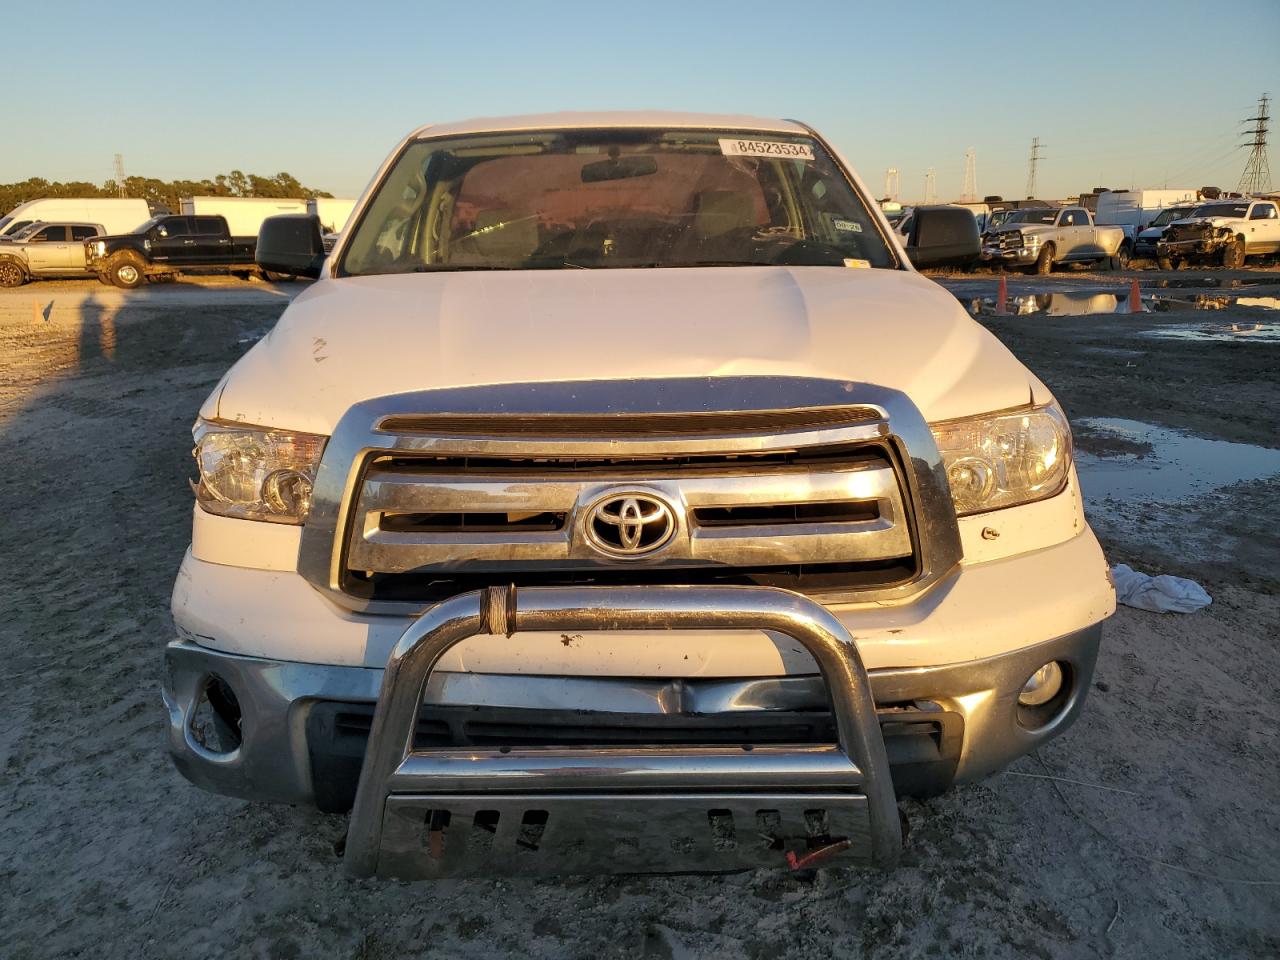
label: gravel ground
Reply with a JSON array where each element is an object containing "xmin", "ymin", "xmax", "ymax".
[{"xmin": 1, "ymin": 272, "xmax": 1277, "ymax": 959}]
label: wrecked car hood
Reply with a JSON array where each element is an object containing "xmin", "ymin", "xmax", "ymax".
[
  {"xmin": 1179, "ymin": 217, "xmax": 1236, "ymax": 228},
  {"xmin": 209, "ymin": 267, "xmax": 1042, "ymax": 434}
]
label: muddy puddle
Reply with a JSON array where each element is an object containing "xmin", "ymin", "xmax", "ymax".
[
  {"xmin": 1074, "ymin": 417, "xmax": 1280, "ymax": 502},
  {"xmin": 1145, "ymin": 276, "xmax": 1277, "ymax": 289},
  {"xmin": 967, "ymin": 291, "xmax": 1141, "ymax": 316},
  {"xmin": 1142, "ymin": 320, "xmax": 1280, "ymax": 342},
  {"xmin": 965, "ymin": 287, "xmax": 1280, "ymax": 339},
  {"xmin": 1141, "ymin": 294, "xmax": 1280, "ymax": 341}
]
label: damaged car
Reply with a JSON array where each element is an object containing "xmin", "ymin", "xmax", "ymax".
[
  {"xmin": 1156, "ymin": 198, "xmax": 1280, "ymax": 269},
  {"xmin": 1134, "ymin": 205, "xmax": 1199, "ymax": 260}
]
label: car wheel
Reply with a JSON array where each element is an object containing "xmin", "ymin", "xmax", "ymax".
[
  {"xmin": 0, "ymin": 259, "xmax": 27, "ymax": 287},
  {"xmin": 1222, "ymin": 237, "xmax": 1245, "ymax": 270},
  {"xmin": 1114, "ymin": 245, "xmax": 1132, "ymax": 270},
  {"xmin": 1034, "ymin": 244, "xmax": 1054, "ymax": 275},
  {"xmin": 110, "ymin": 257, "xmax": 146, "ymax": 289}
]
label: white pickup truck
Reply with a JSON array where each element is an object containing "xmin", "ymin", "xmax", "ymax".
[
  {"xmin": 0, "ymin": 221, "xmax": 106, "ymax": 286},
  {"xmin": 1156, "ymin": 198, "xmax": 1280, "ymax": 269},
  {"xmin": 164, "ymin": 112, "xmax": 1115, "ymax": 879},
  {"xmin": 982, "ymin": 206, "xmax": 1130, "ymax": 273}
]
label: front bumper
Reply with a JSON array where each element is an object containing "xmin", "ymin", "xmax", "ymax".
[
  {"xmin": 980, "ymin": 245, "xmax": 1038, "ymax": 265},
  {"xmin": 1157, "ymin": 237, "xmax": 1225, "ymax": 258},
  {"xmin": 163, "ymin": 617, "xmax": 1101, "ymax": 811}
]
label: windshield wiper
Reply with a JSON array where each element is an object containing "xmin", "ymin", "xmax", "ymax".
[{"xmin": 410, "ymin": 264, "xmax": 522, "ymax": 272}]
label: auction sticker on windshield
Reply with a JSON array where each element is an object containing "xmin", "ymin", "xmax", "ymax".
[{"xmin": 719, "ymin": 138, "xmax": 814, "ymax": 161}]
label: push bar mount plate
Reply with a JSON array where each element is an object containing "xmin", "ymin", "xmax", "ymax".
[{"xmin": 379, "ymin": 792, "xmax": 872, "ymax": 879}]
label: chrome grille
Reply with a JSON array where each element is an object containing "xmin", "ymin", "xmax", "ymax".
[
  {"xmin": 296, "ymin": 377, "xmax": 964, "ymax": 613},
  {"xmin": 345, "ymin": 449, "xmax": 912, "ymax": 577}
]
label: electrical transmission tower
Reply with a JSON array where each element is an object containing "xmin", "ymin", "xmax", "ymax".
[
  {"xmin": 1238, "ymin": 94, "xmax": 1271, "ymax": 194},
  {"xmin": 924, "ymin": 168, "xmax": 937, "ymax": 204},
  {"xmin": 113, "ymin": 154, "xmax": 127, "ymax": 198},
  {"xmin": 961, "ymin": 148, "xmax": 978, "ymax": 202},
  {"xmin": 1026, "ymin": 137, "xmax": 1044, "ymax": 199},
  {"xmin": 883, "ymin": 167, "xmax": 899, "ymax": 202}
]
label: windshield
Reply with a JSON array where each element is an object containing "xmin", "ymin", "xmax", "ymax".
[
  {"xmin": 0, "ymin": 218, "xmax": 33, "ymax": 236},
  {"xmin": 133, "ymin": 216, "xmax": 166, "ymax": 234},
  {"xmin": 340, "ymin": 128, "xmax": 895, "ymax": 275},
  {"xmin": 1151, "ymin": 207, "xmax": 1195, "ymax": 226},
  {"xmin": 1193, "ymin": 202, "xmax": 1249, "ymax": 219},
  {"xmin": 9, "ymin": 221, "xmax": 46, "ymax": 240},
  {"xmin": 1005, "ymin": 209, "xmax": 1057, "ymax": 225}
]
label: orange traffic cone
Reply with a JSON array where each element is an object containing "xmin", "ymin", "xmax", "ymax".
[
  {"xmin": 1129, "ymin": 277, "xmax": 1141, "ymax": 314},
  {"xmin": 996, "ymin": 274, "xmax": 1008, "ymax": 315}
]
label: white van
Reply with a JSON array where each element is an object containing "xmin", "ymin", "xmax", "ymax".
[
  {"xmin": 179, "ymin": 197, "xmax": 308, "ymax": 239},
  {"xmin": 1095, "ymin": 188, "xmax": 1199, "ymax": 242},
  {"xmin": 0, "ymin": 198, "xmax": 152, "ymax": 238}
]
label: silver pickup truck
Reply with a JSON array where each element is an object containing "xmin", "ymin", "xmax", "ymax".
[
  {"xmin": 982, "ymin": 207, "xmax": 1130, "ymax": 274},
  {"xmin": 0, "ymin": 221, "xmax": 106, "ymax": 286}
]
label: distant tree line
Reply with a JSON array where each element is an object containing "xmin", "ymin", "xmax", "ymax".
[{"xmin": 0, "ymin": 171, "xmax": 332, "ymax": 215}]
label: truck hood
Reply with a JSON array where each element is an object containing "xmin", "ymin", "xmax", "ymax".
[
  {"xmin": 985, "ymin": 223, "xmax": 1056, "ymax": 240},
  {"xmin": 210, "ymin": 267, "xmax": 1041, "ymax": 434}
]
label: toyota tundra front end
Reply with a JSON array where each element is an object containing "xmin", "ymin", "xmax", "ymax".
[{"xmin": 164, "ymin": 112, "xmax": 1115, "ymax": 878}]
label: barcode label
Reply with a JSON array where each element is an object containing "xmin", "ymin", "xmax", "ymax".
[{"xmin": 719, "ymin": 138, "xmax": 814, "ymax": 161}]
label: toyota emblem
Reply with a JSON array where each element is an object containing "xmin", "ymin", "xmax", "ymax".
[{"xmin": 585, "ymin": 492, "xmax": 676, "ymax": 558}]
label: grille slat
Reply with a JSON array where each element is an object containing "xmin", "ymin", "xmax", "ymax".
[{"xmin": 377, "ymin": 406, "xmax": 882, "ymax": 438}]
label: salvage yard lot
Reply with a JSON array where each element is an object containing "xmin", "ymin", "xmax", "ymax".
[{"xmin": 1, "ymin": 270, "xmax": 1277, "ymax": 959}]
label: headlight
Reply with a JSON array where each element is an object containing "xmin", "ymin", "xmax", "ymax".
[
  {"xmin": 192, "ymin": 420, "xmax": 327, "ymax": 524},
  {"xmin": 91, "ymin": 240, "xmax": 106, "ymax": 256},
  {"xmin": 1023, "ymin": 233, "xmax": 1041, "ymax": 248},
  {"xmin": 930, "ymin": 404, "xmax": 1071, "ymax": 516}
]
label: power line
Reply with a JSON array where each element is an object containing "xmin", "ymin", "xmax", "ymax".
[
  {"xmin": 1238, "ymin": 93, "xmax": 1271, "ymax": 194},
  {"xmin": 961, "ymin": 148, "xmax": 977, "ymax": 202},
  {"xmin": 1026, "ymin": 137, "xmax": 1045, "ymax": 199},
  {"xmin": 883, "ymin": 167, "xmax": 899, "ymax": 202}
]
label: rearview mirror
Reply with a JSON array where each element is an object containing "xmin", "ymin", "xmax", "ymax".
[
  {"xmin": 257, "ymin": 214, "xmax": 325, "ymax": 279},
  {"xmin": 581, "ymin": 155, "xmax": 658, "ymax": 183},
  {"xmin": 903, "ymin": 206, "xmax": 980, "ymax": 270}
]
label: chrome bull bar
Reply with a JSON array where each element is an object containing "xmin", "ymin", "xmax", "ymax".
[{"xmin": 344, "ymin": 584, "xmax": 903, "ymax": 878}]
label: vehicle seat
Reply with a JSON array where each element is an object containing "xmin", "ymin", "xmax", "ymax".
[
  {"xmin": 452, "ymin": 209, "xmax": 539, "ymax": 263},
  {"xmin": 668, "ymin": 190, "xmax": 759, "ymax": 262},
  {"xmin": 692, "ymin": 190, "xmax": 757, "ymax": 240}
]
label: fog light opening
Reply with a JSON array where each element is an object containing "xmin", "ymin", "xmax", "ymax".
[
  {"xmin": 1016, "ymin": 661, "xmax": 1072, "ymax": 730},
  {"xmin": 1019, "ymin": 661, "xmax": 1064, "ymax": 707},
  {"xmin": 189, "ymin": 674, "xmax": 243, "ymax": 754}
]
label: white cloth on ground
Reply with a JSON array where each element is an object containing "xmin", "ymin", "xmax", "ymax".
[{"xmin": 1111, "ymin": 563, "xmax": 1211, "ymax": 613}]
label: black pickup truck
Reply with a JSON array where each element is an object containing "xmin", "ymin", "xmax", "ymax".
[{"xmin": 85, "ymin": 214, "xmax": 257, "ymax": 288}]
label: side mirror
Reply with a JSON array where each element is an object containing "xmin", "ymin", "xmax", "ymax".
[
  {"xmin": 904, "ymin": 206, "xmax": 980, "ymax": 270},
  {"xmin": 257, "ymin": 214, "xmax": 325, "ymax": 279}
]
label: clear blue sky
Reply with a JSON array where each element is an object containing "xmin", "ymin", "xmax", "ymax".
[{"xmin": 6, "ymin": 0, "xmax": 1278, "ymax": 202}]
